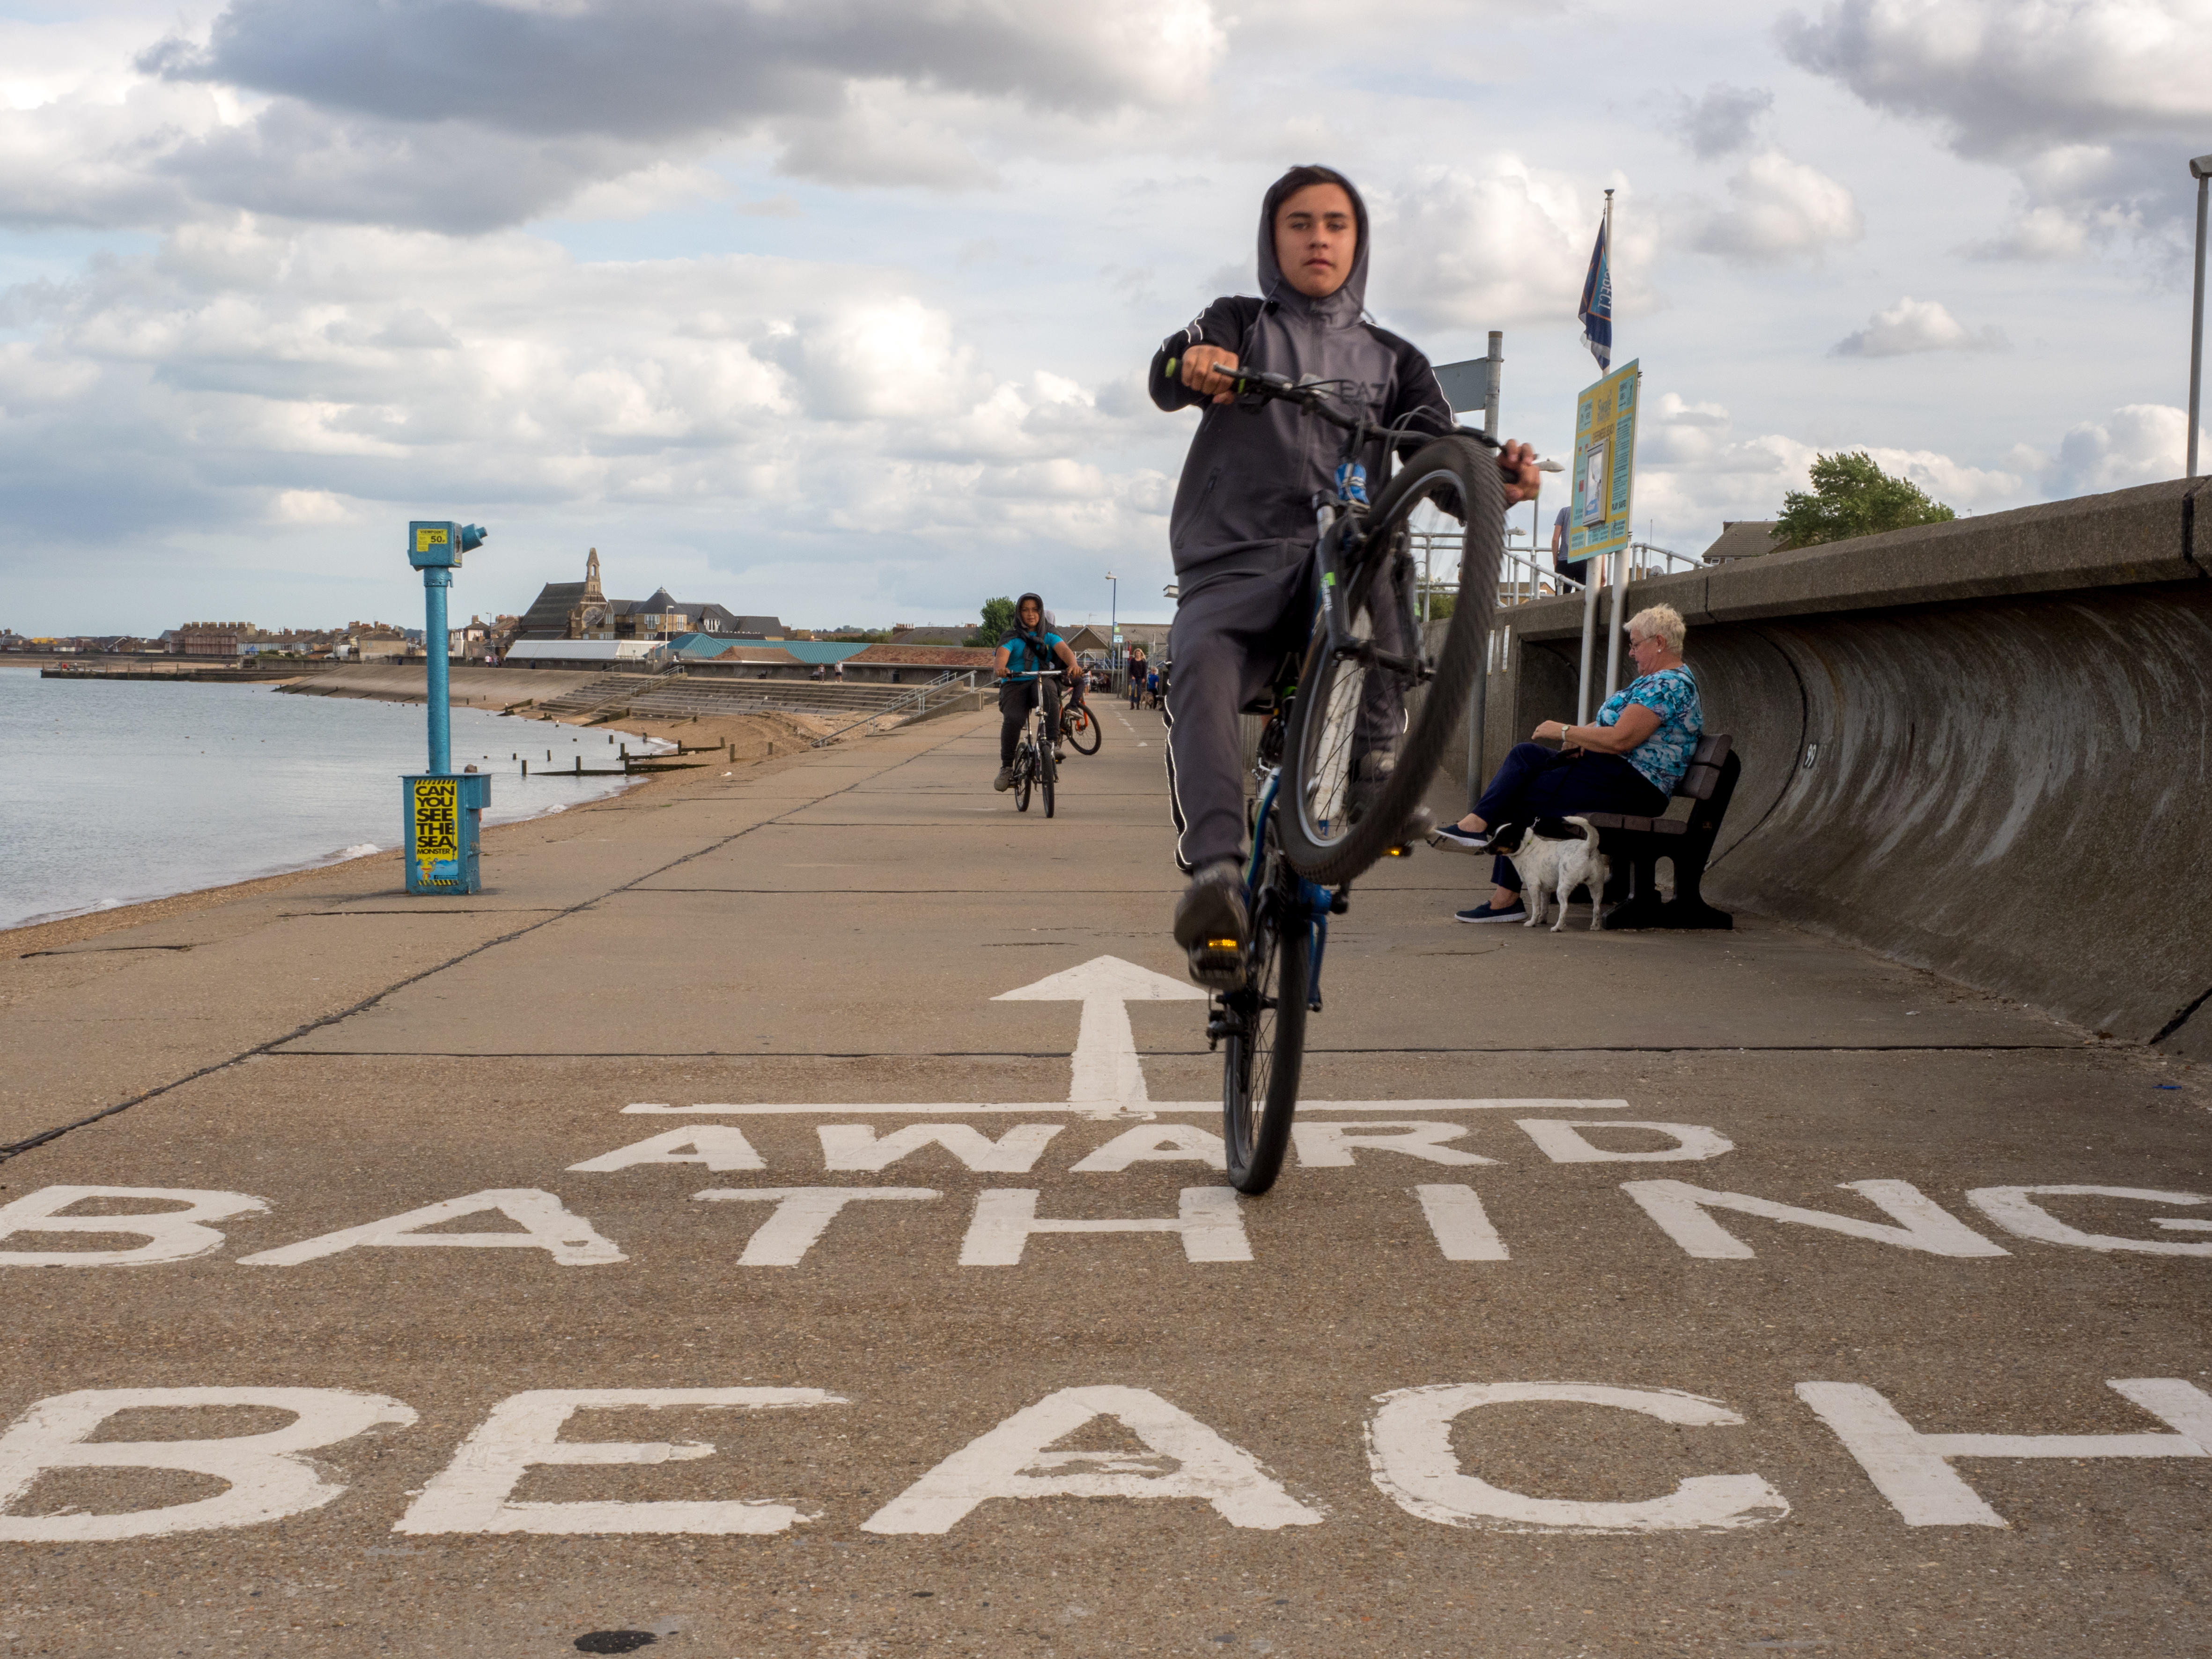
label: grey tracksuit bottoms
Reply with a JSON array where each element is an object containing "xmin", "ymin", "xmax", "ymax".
[
  {"xmin": 1164, "ymin": 562, "xmax": 1317, "ymax": 873},
  {"xmin": 1164, "ymin": 557, "xmax": 1415, "ymax": 874}
]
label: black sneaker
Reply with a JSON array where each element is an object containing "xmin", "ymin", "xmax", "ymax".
[{"xmin": 1174, "ymin": 861, "xmax": 1249, "ymax": 990}]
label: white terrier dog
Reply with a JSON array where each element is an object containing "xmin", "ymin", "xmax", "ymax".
[{"xmin": 1497, "ymin": 816, "xmax": 1610, "ymax": 931}]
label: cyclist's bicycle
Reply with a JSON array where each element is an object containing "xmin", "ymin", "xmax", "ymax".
[
  {"xmin": 1164, "ymin": 357, "xmax": 1506, "ymax": 1193},
  {"xmin": 1062, "ymin": 698, "xmax": 1102, "ymax": 756},
  {"xmin": 1003, "ymin": 668, "xmax": 1066, "ymax": 818}
]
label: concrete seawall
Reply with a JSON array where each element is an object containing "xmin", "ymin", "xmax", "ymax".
[{"xmin": 1462, "ymin": 475, "xmax": 2212, "ymax": 1057}]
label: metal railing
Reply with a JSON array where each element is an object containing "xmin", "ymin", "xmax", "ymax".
[
  {"xmin": 810, "ymin": 670, "xmax": 969, "ymax": 747},
  {"xmin": 1409, "ymin": 532, "xmax": 1704, "ymax": 617}
]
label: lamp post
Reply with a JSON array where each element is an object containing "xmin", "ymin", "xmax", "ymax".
[
  {"xmin": 1106, "ymin": 570, "xmax": 1119, "ymax": 680},
  {"xmin": 2190, "ymin": 153, "xmax": 2212, "ymax": 479}
]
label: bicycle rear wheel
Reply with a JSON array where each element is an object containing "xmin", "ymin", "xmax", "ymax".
[
  {"xmin": 1065, "ymin": 705, "xmax": 1101, "ymax": 755},
  {"xmin": 1221, "ymin": 878, "xmax": 1310, "ymax": 1194},
  {"xmin": 1278, "ymin": 435, "xmax": 1504, "ymax": 885}
]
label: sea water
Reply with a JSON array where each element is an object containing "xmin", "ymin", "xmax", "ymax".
[{"xmin": 0, "ymin": 667, "xmax": 674, "ymax": 929}]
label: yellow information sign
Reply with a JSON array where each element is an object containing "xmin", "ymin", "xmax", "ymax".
[
  {"xmin": 411, "ymin": 778, "xmax": 460, "ymax": 880},
  {"xmin": 414, "ymin": 525, "xmax": 449, "ymax": 554},
  {"xmin": 1565, "ymin": 359, "xmax": 1641, "ymax": 562}
]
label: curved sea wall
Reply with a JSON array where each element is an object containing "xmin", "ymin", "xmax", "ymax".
[{"xmin": 1468, "ymin": 475, "xmax": 2212, "ymax": 1057}]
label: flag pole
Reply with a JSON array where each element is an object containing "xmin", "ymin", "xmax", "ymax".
[{"xmin": 1576, "ymin": 188, "xmax": 1615, "ymax": 724}]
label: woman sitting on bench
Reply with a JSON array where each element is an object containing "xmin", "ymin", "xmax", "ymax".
[{"xmin": 1437, "ymin": 602, "xmax": 1703, "ymax": 925}]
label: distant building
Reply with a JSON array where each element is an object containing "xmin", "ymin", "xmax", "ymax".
[
  {"xmin": 889, "ymin": 626, "xmax": 974, "ymax": 646},
  {"xmin": 1700, "ymin": 521, "xmax": 1783, "ymax": 563},
  {"xmin": 177, "ymin": 622, "xmax": 253, "ymax": 657},
  {"xmin": 516, "ymin": 549, "xmax": 785, "ymax": 644}
]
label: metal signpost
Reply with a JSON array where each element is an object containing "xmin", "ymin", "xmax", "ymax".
[
  {"xmin": 403, "ymin": 519, "xmax": 492, "ymax": 895},
  {"xmin": 2189, "ymin": 154, "xmax": 2211, "ymax": 479},
  {"xmin": 1565, "ymin": 360, "xmax": 1643, "ymax": 720}
]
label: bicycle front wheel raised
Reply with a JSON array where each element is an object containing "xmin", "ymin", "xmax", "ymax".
[
  {"xmin": 1221, "ymin": 887, "xmax": 1311, "ymax": 1194},
  {"xmin": 1278, "ymin": 435, "xmax": 1505, "ymax": 885}
]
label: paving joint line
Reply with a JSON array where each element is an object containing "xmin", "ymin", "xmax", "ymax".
[{"xmin": 0, "ymin": 724, "xmax": 977, "ymax": 1167}]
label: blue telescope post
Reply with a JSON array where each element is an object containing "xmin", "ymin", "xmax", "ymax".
[{"xmin": 404, "ymin": 520, "xmax": 490, "ymax": 895}]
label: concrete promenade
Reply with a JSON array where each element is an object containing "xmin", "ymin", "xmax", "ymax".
[{"xmin": 1, "ymin": 703, "xmax": 2207, "ymax": 1657}]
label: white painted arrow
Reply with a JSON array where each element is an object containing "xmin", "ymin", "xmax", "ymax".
[{"xmin": 994, "ymin": 955, "xmax": 1205, "ymax": 1113}]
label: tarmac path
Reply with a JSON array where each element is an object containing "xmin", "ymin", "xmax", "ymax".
[{"xmin": 0, "ymin": 705, "xmax": 2207, "ymax": 1657}]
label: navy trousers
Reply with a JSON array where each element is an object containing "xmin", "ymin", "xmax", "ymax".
[{"xmin": 1475, "ymin": 742, "xmax": 1668, "ymax": 892}]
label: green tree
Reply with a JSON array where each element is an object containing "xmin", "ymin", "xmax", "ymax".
[
  {"xmin": 1773, "ymin": 451, "xmax": 1956, "ymax": 550},
  {"xmin": 967, "ymin": 596, "xmax": 1018, "ymax": 647}
]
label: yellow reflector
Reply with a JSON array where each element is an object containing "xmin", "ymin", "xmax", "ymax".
[{"xmin": 1205, "ymin": 938, "xmax": 1239, "ymax": 949}]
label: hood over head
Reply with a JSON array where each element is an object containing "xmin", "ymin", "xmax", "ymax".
[{"xmin": 1257, "ymin": 164, "xmax": 1369, "ymax": 317}]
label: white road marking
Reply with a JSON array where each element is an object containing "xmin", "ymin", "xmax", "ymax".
[
  {"xmin": 860, "ymin": 1386, "xmax": 1322, "ymax": 1534},
  {"xmin": 1068, "ymin": 1123, "xmax": 1225, "ymax": 1172},
  {"xmin": 1795, "ymin": 1378, "xmax": 2212, "ymax": 1527},
  {"xmin": 958, "ymin": 1187, "xmax": 1250, "ymax": 1265},
  {"xmin": 993, "ymin": 955, "xmax": 1202, "ymax": 1112},
  {"xmin": 1619, "ymin": 1179, "xmax": 2009, "ymax": 1260},
  {"xmin": 693, "ymin": 1187, "xmax": 940, "ymax": 1266},
  {"xmin": 1366, "ymin": 1383, "xmax": 1789, "ymax": 1534},
  {"xmin": 1516, "ymin": 1120, "xmax": 1734, "ymax": 1163},
  {"xmin": 238, "ymin": 1189, "xmax": 626, "ymax": 1268},
  {"xmin": 818, "ymin": 1123, "xmax": 1064, "ymax": 1172},
  {"xmin": 0, "ymin": 1187, "xmax": 268, "ymax": 1267},
  {"xmin": 568, "ymin": 1128, "xmax": 766, "ymax": 1172},
  {"xmin": 0, "ymin": 1388, "xmax": 415, "ymax": 1541},
  {"xmin": 1963, "ymin": 1185, "xmax": 2212, "ymax": 1255},
  {"xmin": 1292, "ymin": 1121, "xmax": 1498, "ymax": 1168},
  {"xmin": 397, "ymin": 1389, "xmax": 843, "ymax": 1535},
  {"xmin": 1413, "ymin": 1184, "xmax": 1511, "ymax": 1261}
]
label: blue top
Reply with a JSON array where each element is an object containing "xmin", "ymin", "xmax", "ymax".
[
  {"xmin": 1597, "ymin": 666, "xmax": 1703, "ymax": 795},
  {"xmin": 1002, "ymin": 629, "xmax": 1064, "ymax": 678}
]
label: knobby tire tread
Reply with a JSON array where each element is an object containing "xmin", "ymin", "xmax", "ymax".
[{"xmin": 1279, "ymin": 435, "xmax": 1504, "ymax": 884}]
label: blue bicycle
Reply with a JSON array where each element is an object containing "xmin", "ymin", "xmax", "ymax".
[{"xmin": 1172, "ymin": 361, "xmax": 1507, "ymax": 1191}]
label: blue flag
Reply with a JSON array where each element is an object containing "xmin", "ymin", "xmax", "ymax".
[{"xmin": 1578, "ymin": 218, "xmax": 1612, "ymax": 373}]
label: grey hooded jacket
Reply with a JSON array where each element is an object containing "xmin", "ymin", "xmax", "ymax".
[{"xmin": 1148, "ymin": 167, "xmax": 1453, "ymax": 593}]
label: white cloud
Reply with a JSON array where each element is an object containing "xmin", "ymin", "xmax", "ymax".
[
  {"xmin": 1687, "ymin": 149, "xmax": 1863, "ymax": 263},
  {"xmin": 2021, "ymin": 403, "xmax": 2205, "ymax": 497},
  {"xmin": 1780, "ymin": 0, "xmax": 2212, "ymax": 262},
  {"xmin": 1668, "ymin": 83, "xmax": 1773, "ymax": 159},
  {"xmin": 1373, "ymin": 160, "xmax": 1658, "ymax": 332},
  {"xmin": 1832, "ymin": 295, "xmax": 2008, "ymax": 356}
]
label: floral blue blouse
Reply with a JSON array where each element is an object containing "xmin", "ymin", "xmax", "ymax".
[{"xmin": 1596, "ymin": 666, "xmax": 1703, "ymax": 795}]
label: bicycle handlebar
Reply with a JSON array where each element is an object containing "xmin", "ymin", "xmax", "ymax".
[{"xmin": 1165, "ymin": 354, "xmax": 1499, "ymax": 450}]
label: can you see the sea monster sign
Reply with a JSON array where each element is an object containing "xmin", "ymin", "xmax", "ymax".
[{"xmin": 1566, "ymin": 359, "xmax": 1640, "ymax": 563}]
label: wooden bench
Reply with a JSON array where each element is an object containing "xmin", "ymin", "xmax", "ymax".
[{"xmin": 1579, "ymin": 733, "xmax": 1740, "ymax": 930}]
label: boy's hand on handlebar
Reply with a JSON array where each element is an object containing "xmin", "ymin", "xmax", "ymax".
[
  {"xmin": 1496, "ymin": 439, "xmax": 1540, "ymax": 506},
  {"xmin": 1180, "ymin": 345, "xmax": 1241, "ymax": 405}
]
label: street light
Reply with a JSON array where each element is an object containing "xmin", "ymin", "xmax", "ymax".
[
  {"xmin": 2189, "ymin": 153, "xmax": 2212, "ymax": 479},
  {"xmin": 1105, "ymin": 570, "xmax": 1119, "ymax": 678}
]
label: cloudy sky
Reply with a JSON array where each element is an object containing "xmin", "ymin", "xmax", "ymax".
[{"xmin": 3, "ymin": 0, "xmax": 2207, "ymax": 634}]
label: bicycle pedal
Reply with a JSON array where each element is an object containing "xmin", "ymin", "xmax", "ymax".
[{"xmin": 1187, "ymin": 940, "xmax": 1247, "ymax": 993}]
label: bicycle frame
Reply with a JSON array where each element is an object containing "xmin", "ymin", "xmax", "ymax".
[{"xmin": 1244, "ymin": 767, "xmax": 1336, "ymax": 1013}]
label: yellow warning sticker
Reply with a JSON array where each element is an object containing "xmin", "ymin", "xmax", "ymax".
[
  {"xmin": 415, "ymin": 525, "xmax": 449, "ymax": 553},
  {"xmin": 412, "ymin": 778, "xmax": 459, "ymax": 877}
]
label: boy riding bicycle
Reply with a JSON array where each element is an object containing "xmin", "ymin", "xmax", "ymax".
[
  {"xmin": 1150, "ymin": 164, "xmax": 1539, "ymax": 983},
  {"xmin": 992, "ymin": 592, "xmax": 1078, "ymax": 791}
]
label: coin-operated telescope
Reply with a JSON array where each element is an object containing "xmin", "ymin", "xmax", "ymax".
[{"xmin": 403, "ymin": 520, "xmax": 491, "ymax": 894}]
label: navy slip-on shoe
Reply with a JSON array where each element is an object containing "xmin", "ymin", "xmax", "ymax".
[
  {"xmin": 1454, "ymin": 900, "xmax": 1526, "ymax": 924},
  {"xmin": 1430, "ymin": 824, "xmax": 1495, "ymax": 854}
]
